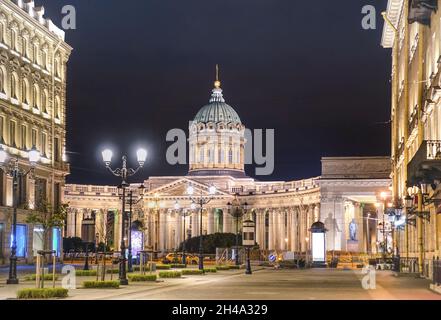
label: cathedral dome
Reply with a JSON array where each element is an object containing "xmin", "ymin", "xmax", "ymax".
[{"xmin": 193, "ymin": 87, "xmax": 242, "ymax": 124}]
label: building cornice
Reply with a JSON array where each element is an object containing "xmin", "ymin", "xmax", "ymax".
[{"xmin": 381, "ymin": 0, "xmax": 404, "ymax": 48}]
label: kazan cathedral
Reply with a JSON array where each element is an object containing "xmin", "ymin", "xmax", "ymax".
[{"xmin": 63, "ymin": 77, "xmax": 391, "ymax": 259}]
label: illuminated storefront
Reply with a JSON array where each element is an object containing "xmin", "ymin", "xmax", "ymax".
[{"xmin": 11, "ymin": 225, "xmax": 27, "ymax": 258}]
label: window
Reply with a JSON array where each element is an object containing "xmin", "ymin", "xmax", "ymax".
[
  {"xmin": 0, "ymin": 22, "xmax": 4, "ymax": 44},
  {"xmin": 18, "ymin": 174, "xmax": 26, "ymax": 207},
  {"xmin": 228, "ymin": 149, "xmax": 233, "ymax": 164},
  {"xmin": 52, "ymin": 228, "xmax": 61, "ymax": 257},
  {"xmin": 33, "ymin": 43, "xmax": 39, "ymax": 64},
  {"xmin": 32, "ymin": 225, "xmax": 44, "ymax": 257},
  {"xmin": 54, "ymin": 58, "xmax": 60, "ymax": 77},
  {"xmin": 31, "ymin": 128, "xmax": 37, "ymax": 148},
  {"xmin": 0, "ymin": 68, "xmax": 5, "ymax": 93},
  {"xmin": 21, "ymin": 124, "xmax": 26, "ymax": 150},
  {"xmin": 55, "ymin": 96, "xmax": 60, "ymax": 119},
  {"xmin": 54, "ymin": 183, "xmax": 61, "ymax": 211},
  {"xmin": 54, "ymin": 137, "xmax": 60, "ymax": 162},
  {"xmin": 0, "ymin": 117, "xmax": 4, "ymax": 143},
  {"xmin": 10, "ymin": 29, "xmax": 16, "ymax": 50},
  {"xmin": 0, "ymin": 223, "xmax": 4, "ymax": 258},
  {"xmin": 9, "ymin": 121, "xmax": 16, "ymax": 147},
  {"xmin": 41, "ymin": 49, "xmax": 47, "ymax": 69},
  {"xmin": 199, "ymin": 147, "xmax": 204, "ymax": 163},
  {"xmin": 22, "ymin": 37, "xmax": 28, "ymax": 57},
  {"xmin": 32, "ymin": 85, "xmax": 39, "ymax": 108},
  {"xmin": 12, "ymin": 224, "xmax": 27, "ymax": 258},
  {"xmin": 34, "ymin": 178, "xmax": 47, "ymax": 209},
  {"xmin": 22, "ymin": 80, "xmax": 29, "ymax": 104},
  {"xmin": 0, "ymin": 169, "xmax": 3, "ymax": 207},
  {"xmin": 41, "ymin": 90, "xmax": 47, "ymax": 113},
  {"xmin": 11, "ymin": 73, "xmax": 18, "ymax": 99},
  {"xmin": 41, "ymin": 132, "xmax": 46, "ymax": 157}
]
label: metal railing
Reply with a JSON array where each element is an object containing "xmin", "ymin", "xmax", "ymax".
[{"xmin": 400, "ymin": 257, "xmax": 419, "ymax": 273}]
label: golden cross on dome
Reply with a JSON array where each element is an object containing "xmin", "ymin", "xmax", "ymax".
[{"xmin": 214, "ymin": 64, "xmax": 221, "ymax": 88}]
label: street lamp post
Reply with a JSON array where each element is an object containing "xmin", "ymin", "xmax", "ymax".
[
  {"xmin": 187, "ymin": 185, "xmax": 216, "ymax": 271},
  {"xmin": 126, "ymin": 185, "xmax": 145, "ymax": 273},
  {"xmin": 227, "ymin": 195, "xmax": 249, "ymax": 266},
  {"xmin": 95, "ymin": 233, "xmax": 99, "ymax": 265},
  {"xmin": 101, "ymin": 148, "xmax": 147, "ymax": 285},
  {"xmin": 0, "ymin": 145, "xmax": 40, "ymax": 285}
]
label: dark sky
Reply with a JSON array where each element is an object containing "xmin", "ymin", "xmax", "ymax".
[{"xmin": 40, "ymin": 0, "xmax": 391, "ymax": 185}]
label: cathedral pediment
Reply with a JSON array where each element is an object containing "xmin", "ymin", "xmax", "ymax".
[{"xmin": 145, "ymin": 177, "xmax": 230, "ymax": 198}]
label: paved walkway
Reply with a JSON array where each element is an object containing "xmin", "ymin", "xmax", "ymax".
[{"xmin": 0, "ymin": 268, "xmax": 439, "ymax": 300}]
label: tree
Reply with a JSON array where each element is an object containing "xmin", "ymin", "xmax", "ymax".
[
  {"xmin": 26, "ymin": 201, "xmax": 68, "ymax": 251},
  {"xmin": 178, "ymin": 233, "xmax": 240, "ymax": 254}
]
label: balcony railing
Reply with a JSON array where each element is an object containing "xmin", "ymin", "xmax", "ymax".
[
  {"xmin": 427, "ymin": 140, "xmax": 441, "ymax": 160},
  {"xmin": 407, "ymin": 140, "xmax": 441, "ymax": 186}
]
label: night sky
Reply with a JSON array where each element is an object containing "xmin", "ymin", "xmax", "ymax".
[{"xmin": 40, "ymin": 0, "xmax": 391, "ymax": 185}]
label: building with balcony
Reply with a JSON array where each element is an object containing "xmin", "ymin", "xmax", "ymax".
[
  {"xmin": 382, "ymin": 0, "xmax": 441, "ymax": 275},
  {"xmin": 0, "ymin": 0, "xmax": 71, "ymax": 264}
]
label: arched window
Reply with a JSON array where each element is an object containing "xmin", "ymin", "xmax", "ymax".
[
  {"xmin": 228, "ymin": 149, "xmax": 233, "ymax": 164},
  {"xmin": 22, "ymin": 37, "xmax": 28, "ymax": 57},
  {"xmin": 55, "ymin": 96, "xmax": 61, "ymax": 119},
  {"xmin": 54, "ymin": 58, "xmax": 60, "ymax": 77},
  {"xmin": 32, "ymin": 85, "xmax": 39, "ymax": 108},
  {"xmin": 10, "ymin": 73, "xmax": 18, "ymax": 99},
  {"xmin": 22, "ymin": 79, "xmax": 29, "ymax": 104},
  {"xmin": 0, "ymin": 22, "xmax": 4, "ymax": 44},
  {"xmin": 41, "ymin": 49, "xmax": 47, "ymax": 69},
  {"xmin": 0, "ymin": 68, "xmax": 5, "ymax": 94},
  {"xmin": 199, "ymin": 147, "xmax": 204, "ymax": 163},
  {"xmin": 41, "ymin": 90, "xmax": 47, "ymax": 113},
  {"xmin": 33, "ymin": 43, "xmax": 39, "ymax": 64},
  {"xmin": 10, "ymin": 29, "xmax": 17, "ymax": 50}
]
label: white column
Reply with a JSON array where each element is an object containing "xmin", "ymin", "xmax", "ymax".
[
  {"xmin": 255, "ymin": 210, "xmax": 264, "ymax": 249},
  {"xmin": 176, "ymin": 212, "xmax": 182, "ymax": 247},
  {"xmin": 223, "ymin": 210, "xmax": 232, "ymax": 233},
  {"xmin": 192, "ymin": 211, "xmax": 199, "ymax": 237},
  {"xmin": 268, "ymin": 211, "xmax": 275, "ymax": 250},
  {"xmin": 160, "ymin": 211, "xmax": 167, "ymax": 251},
  {"xmin": 207, "ymin": 208, "xmax": 215, "ymax": 235}
]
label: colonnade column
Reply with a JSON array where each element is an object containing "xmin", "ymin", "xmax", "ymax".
[
  {"xmin": 207, "ymin": 208, "xmax": 215, "ymax": 235},
  {"xmin": 159, "ymin": 210, "xmax": 167, "ymax": 252},
  {"xmin": 192, "ymin": 211, "xmax": 199, "ymax": 238}
]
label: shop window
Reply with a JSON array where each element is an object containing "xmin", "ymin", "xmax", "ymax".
[
  {"xmin": 11, "ymin": 224, "xmax": 27, "ymax": 258},
  {"xmin": 32, "ymin": 225, "xmax": 44, "ymax": 256}
]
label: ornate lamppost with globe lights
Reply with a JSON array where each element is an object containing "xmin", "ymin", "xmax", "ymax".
[
  {"xmin": 124, "ymin": 184, "xmax": 145, "ymax": 273},
  {"xmin": 0, "ymin": 145, "xmax": 40, "ymax": 285},
  {"xmin": 186, "ymin": 184, "xmax": 217, "ymax": 271},
  {"xmin": 101, "ymin": 148, "xmax": 147, "ymax": 285}
]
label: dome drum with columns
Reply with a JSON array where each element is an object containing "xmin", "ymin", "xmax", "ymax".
[{"xmin": 188, "ymin": 74, "xmax": 246, "ymax": 177}]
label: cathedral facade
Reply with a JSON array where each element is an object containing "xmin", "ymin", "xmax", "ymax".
[{"xmin": 63, "ymin": 79, "xmax": 391, "ymax": 258}]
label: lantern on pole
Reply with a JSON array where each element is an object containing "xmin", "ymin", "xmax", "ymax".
[
  {"xmin": 242, "ymin": 219, "xmax": 255, "ymax": 275},
  {"xmin": 309, "ymin": 221, "xmax": 327, "ymax": 268}
]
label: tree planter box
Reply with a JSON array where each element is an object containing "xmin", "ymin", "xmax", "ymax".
[
  {"xmin": 128, "ymin": 274, "xmax": 157, "ymax": 282},
  {"xmin": 82, "ymin": 281, "xmax": 120, "ymax": 288},
  {"xmin": 158, "ymin": 271, "xmax": 182, "ymax": 278},
  {"xmin": 17, "ymin": 288, "xmax": 68, "ymax": 299}
]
